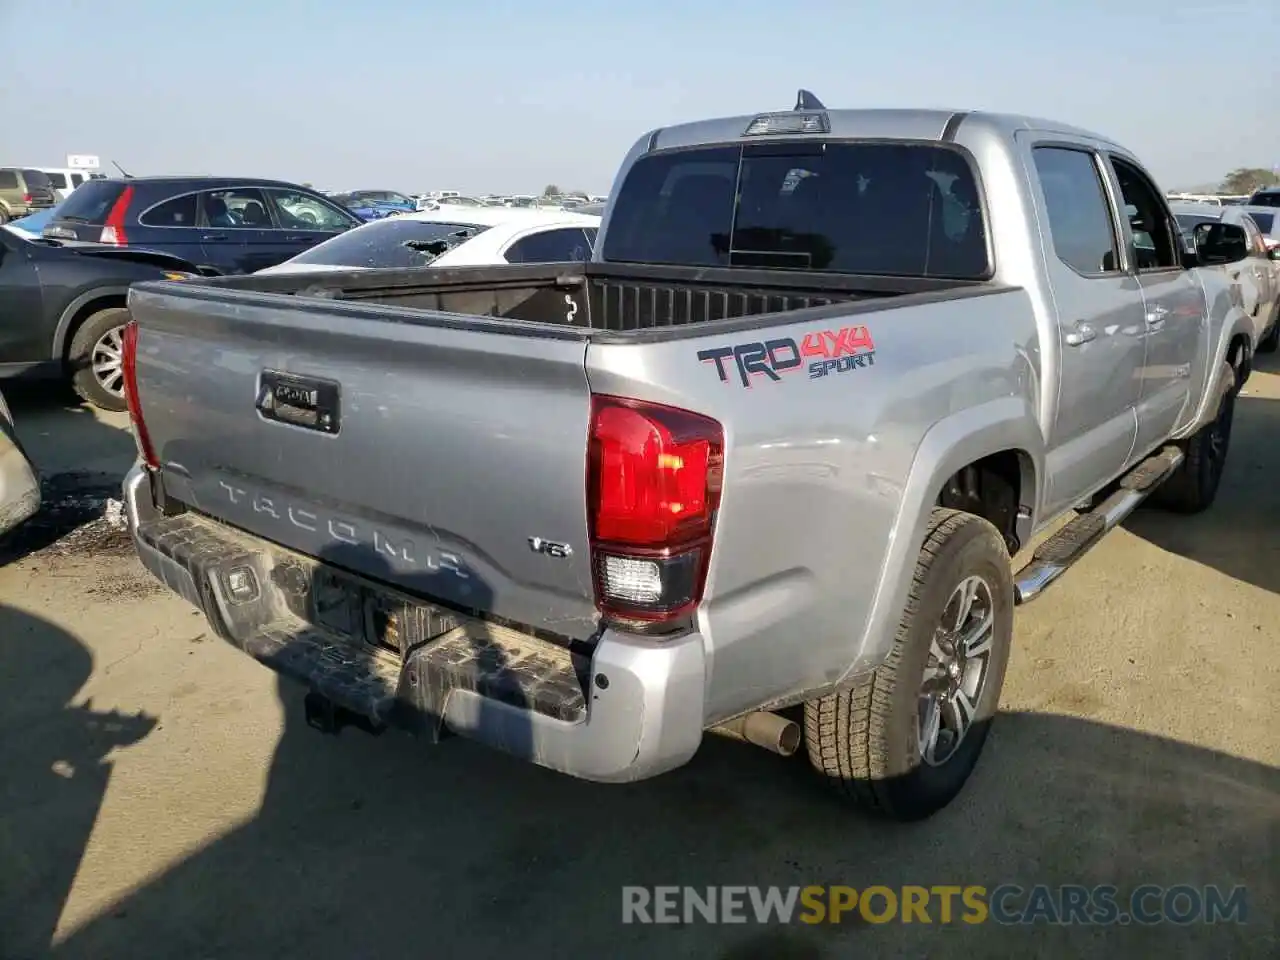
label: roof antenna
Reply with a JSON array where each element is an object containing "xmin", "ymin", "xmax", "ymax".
[
  {"xmin": 111, "ymin": 159, "xmax": 133, "ymax": 179},
  {"xmin": 794, "ymin": 89, "xmax": 825, "ymax": 111}
]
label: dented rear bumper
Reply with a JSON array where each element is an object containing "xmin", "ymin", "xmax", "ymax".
[{"xmin": 123, "ymin": 464, "xmax": 706, "ymax": 782}]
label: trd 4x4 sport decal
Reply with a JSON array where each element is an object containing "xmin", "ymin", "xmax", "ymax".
[{"xmin": 697, "ymin": 325, "xmax": 876, "ymax": 388}]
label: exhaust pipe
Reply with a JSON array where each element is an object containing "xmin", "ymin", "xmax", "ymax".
[{"xmin": 710, "ymin": 711, "xmax": 801, "ymax": 757}]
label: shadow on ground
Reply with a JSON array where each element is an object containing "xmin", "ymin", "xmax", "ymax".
[
  {"xmin": 0, "ymin": 605, "xmax": 156, "ymax": 958},
  {"xmin": 1125, "ymin": 393, "xmax": 1280, "ymax": 595},
  {"xmin": 13, "ymin": 665, "xmax": 1270, "ymax": 958}
]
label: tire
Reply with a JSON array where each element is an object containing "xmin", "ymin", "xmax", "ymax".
[
  {"xmin": 1150, "ymin": 369, "xmax": 1237, "ymax": 515},
  {"xmin": 804, "ymin": 508, "xmax": 1013, "ymax": 821},
  {"xmin": 67, "ymin": 307, "xmax": 131, "ymax": 412},
  {"xmin": 1258, "ymin": 317, "xmax": 1279, "ymax": 354},
  {"xmin": 0, "ymin": 210, "xmax": 8, "ymax": 226}
]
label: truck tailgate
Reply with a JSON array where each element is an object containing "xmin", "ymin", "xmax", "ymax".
[{"xmin": 128, "ymin": 285, "xmax": 600, "ymax": 642}]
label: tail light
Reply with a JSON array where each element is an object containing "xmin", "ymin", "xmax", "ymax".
[
  {"xmin": 587, "ymin": 395, "xmax": 723, "ymax": 627},
  {"xmin": 22, "ymin": 193, "xmax": 31, "ymax": 203},
  {"xmin": 121, "ymin": 319, "xmax": 158, "ymax": 468},
  {"xmin": 99, "ymin": 185, "xmax": 134, "ymax": 245}
]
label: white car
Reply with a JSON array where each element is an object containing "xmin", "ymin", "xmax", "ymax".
[{"xmin": 256, "ymin": 207, "xmax": 600, "ymax": 276}]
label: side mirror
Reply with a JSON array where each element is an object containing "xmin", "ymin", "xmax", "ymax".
[{"xmin": 1195, "ymin": 222, "xmax": 1249, "ymax": 265}]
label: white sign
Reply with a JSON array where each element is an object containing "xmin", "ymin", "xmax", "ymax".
[{"xmin": 66, "ymin": 154, "xmax": 100, "ymax": 170}]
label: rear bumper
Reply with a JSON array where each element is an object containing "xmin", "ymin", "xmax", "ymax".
[{"xmin": 123, "ymin": 465, "xmax": 706, "ymax": 783}]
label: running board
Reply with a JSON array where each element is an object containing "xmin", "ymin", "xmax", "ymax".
[{"xmin": 1014, "ymin": 445, "xmax": 1183, "ymax": 604}]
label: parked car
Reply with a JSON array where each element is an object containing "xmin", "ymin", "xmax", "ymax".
[
  {"xmin": 0, "ymin": 387, "xmax": 40, "ymax": 539},
  {"xmin": 121, "ymin": 97, "xmax": 1256, "ymax": 822},
  {"xmin": 2, "ymin": 206, "xmax": 59, "ymax": 240},
  {"xmin": 1246, "ymin": 187, "xmax": 1280, "ymax": 208},
  {"xmin": 256, "ymin": 207, "xmax": 600, "ymax": 276},
  {"xmin": 0, "ymin": 227, "xmax": 198, "ymax": 409},
  {"xmin": 335, "ymin": 190, "xmax": 417, "ymax": 220},
  {"xmin": 41, "ymin": 177, "xmax": 361, "ymax": 275},
  {"xmin": 37, "ymin": 167, "xmax": 92, "ymax": 201},
  {"xmin": 1172, "ymin": 202, "xmax": 1280, "ymax": 352},
  {"xmin": 0, "ymin": 168, "xmax": 58, "ymax": 224}
]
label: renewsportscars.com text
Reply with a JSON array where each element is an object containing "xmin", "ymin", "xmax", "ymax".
[{"xmin": 621, "ymin": 884, "xmax": 1249, "ymax": 926}]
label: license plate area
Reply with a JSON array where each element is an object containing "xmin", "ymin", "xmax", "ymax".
[{"xmin": 270, "ymin": 560, "xmax": 463, "ymax": 658}]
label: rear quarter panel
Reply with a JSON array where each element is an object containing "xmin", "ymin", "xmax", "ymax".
[{"xmin": 586, "ymin": 287, "xmax": 1043, "ymax": 722}]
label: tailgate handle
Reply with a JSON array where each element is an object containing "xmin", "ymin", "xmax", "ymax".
[{"xmin": 256, "ymin": 371, "xmax": 341, "ymax": 435}]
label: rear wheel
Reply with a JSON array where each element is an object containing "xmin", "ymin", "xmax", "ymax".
[
  {"xmin": 804, "ymin": 509, "xmax": 1013, "ymax": 821},
  {"xmin": 67, "ymin": 307, "xmax": 131, "ymax": 412}
]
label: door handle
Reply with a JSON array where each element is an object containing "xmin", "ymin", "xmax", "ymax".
[
  {"xmin": 1145, "ymin": 306, "xmax": 1168, "ymax": 330},
  {"xmin": 1065, "ymin": 323, "xmax": 1096, "ymax": 346},
  {"xmin": 284, "ymin": 235, "xmax": 312, "ymax": 242},
  {"xmin": 201, "ymin": 234, "xmax": 228, "ymax": 241}
]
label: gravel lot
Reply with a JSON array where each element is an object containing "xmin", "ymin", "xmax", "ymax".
[{"xmin": 0, "ymin": 370, "xmax": 1276, "ymax": 960}]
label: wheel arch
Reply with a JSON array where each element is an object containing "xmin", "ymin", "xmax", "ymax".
[
  {"xmin": 842, "ymin": 398, "xmax": 1044, "ymax": 685},
  {"xmin": 52, "ymin": 288, "xmax": 130, "ymax": 363}
]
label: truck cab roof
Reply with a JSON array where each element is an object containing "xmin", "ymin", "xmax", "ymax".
[{"xmin": 644, "ymin": 107, "xmax": 1125, "ymax": 154}]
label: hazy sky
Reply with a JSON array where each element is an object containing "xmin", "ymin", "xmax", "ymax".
[{"xmin": 2, "ymin": 0, "xmax": 1275, "ymax": 195}]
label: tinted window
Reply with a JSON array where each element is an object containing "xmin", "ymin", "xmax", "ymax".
[
  {"xmin": 286, "ymin": 219, "xmax": 490, "ymax": 268},
  {"xmin": 266, "ymin": 189, "xmax": 357, "ymax": 230},
  {"xmin": 46, "ymin": 172, "xmax": 68, "ymax": 189},
  {"xmin": 70, "ymin": 173, "xmax": 85, "ymax": 187},
  {"xmin": 52, "ymin": 180, "xmax": 126, "ymax": 222},
  {"xmin": 1246, "ymin": 211, "xmax": 1275, "ymax": 233},
  {"xmin": 0, "ymin": 170, "xmax": 17, "ymax": 189},
  {"xmin": 601, "ymin": 142, "xmax": 989, "ymax": 278},
  {"xmin": 1031, "ymin": 148, "xmax": 1119, "ymax": 275},
  {"xmin": 505, "ymin": 227, "xmax": 594, "ymax": 263},
  {"xmin": 20, "ymin": 170, "xmax": 52, "ymax": 190},
  {"xmin": 1249, "ymin": 192, "xmax": 1280, "ymax": 208},
  {"xmin": 1110, "ymin": 158, "xmax": 1179, "ymax": 270},
  {"xmin": 202, "ymin": 189, "xmax": 272, "ymax": 228},
  {"xmin": 140, "ymin": 193, "xmax": 199, "ymax": 227}
]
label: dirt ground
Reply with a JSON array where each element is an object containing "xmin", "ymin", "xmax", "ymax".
[{"xmin": 0, "ymin": 369, "xmax": 1276, "ymax": 960}]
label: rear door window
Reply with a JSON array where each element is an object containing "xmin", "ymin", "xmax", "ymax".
[
  {"xmin": 51, "ymin": 180, "xmax": 126, "ymax": 222},
  {"xmin": 140, "ymin": 193, "xmax": 199, "ymax": 227},
  {"xmin": 1033, "ymin": 147, "xmax": 1121, "ymax": 275},
  {"xmin": 0, "ymin": 170, "xmax": 17, "ymax": 189},
  {"xmin": 46, "ymin": 172, "xmax": 68, "ymax": 190},
  {"xmin": 601, "ymin": 141, "xmax": 990, "ymax": 278}
]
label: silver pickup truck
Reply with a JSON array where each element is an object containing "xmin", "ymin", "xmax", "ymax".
[{"xmin": 121, "ymin": 96, "xmax": 1263, "ymax": 821}]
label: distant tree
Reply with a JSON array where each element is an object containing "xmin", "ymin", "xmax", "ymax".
[
  {"xmin": 1218, "ymin": 168, "xmax": 1279, "ymax": 195},
  {"xmin": 542, "ymin": 184, "xmax": 560, "ymax": 197}
]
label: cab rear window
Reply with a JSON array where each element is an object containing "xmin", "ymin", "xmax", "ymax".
[{"xmin": 601, "ymin": 141, "xmax": 990, "ymax": 279}]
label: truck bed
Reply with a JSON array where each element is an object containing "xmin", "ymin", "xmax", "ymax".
[{"xmin": 195, "ymin": 261, "xmax": 986, "ymax": 338}]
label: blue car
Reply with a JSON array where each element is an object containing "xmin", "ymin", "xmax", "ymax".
[
  {"xmin": 333, "ymin": 190, "xmax": 416, "ymax": 221},
  {"xmin": 5, "ymin": 205, "xmax": 58, "ymax": 239}
]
